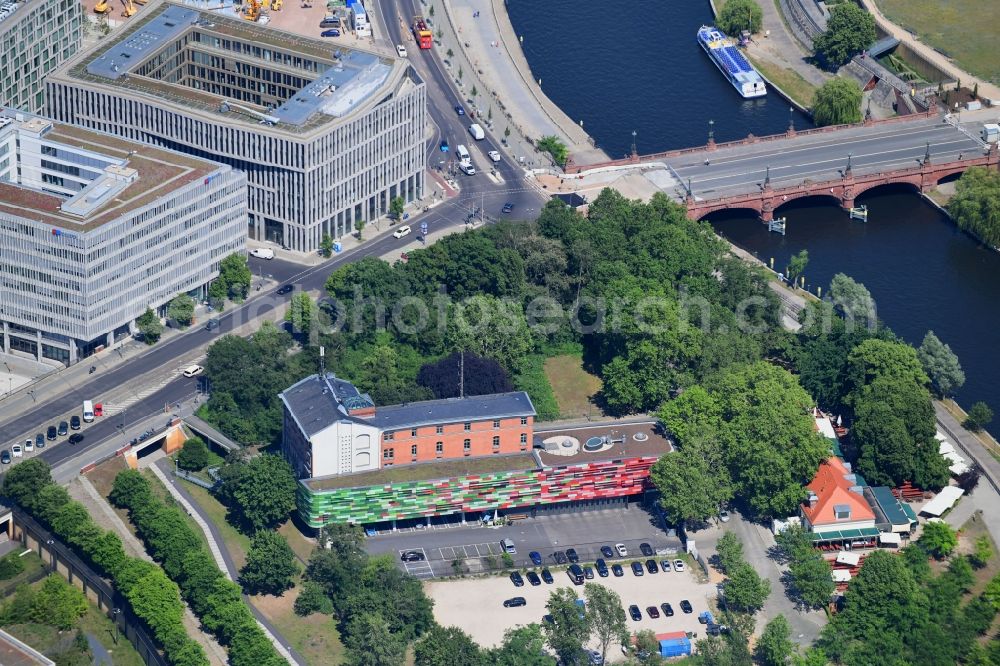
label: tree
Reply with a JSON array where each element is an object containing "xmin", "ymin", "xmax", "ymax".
[
  {"xmin": 414, "ymin": 625, "xmax": 486, "ymax": 666},
  {"xmin": 787, "ymin": 249, "xmax": 809, "ymax": 284},
  {"xmin": 542, "ymin": 587, "xmax": 591, "ymax": 666},
  {"xmin": 320, "ymin": 233, "xmax": 334, "ymax": 258},
  {"xmin": 812, "ymin": 77, "xmax": 863, "ymax": 126},
  {"xmin": 812, "ymin": 3, "xmax": 876, "ymax": 70},
  {"xmin": 717, "ymin": 0, "xmax": 763, "ymax": 35},
  {"xmin": 343, "ymin": 612, "xmax": 406, "ymax": 666},
  {"xmin": 30, "ymin": 576, "xmax": 88, "ymax": 630},
  {"xmin": 167, "ymin": 293, "xmax": 196, "ymax": 328},
  {"xmin": 417, "ymin": 351, "xmax": 513, "ymax": 399},
  {"xmin": 445, "ymin": 294, "xmax": 534, "ymax": 374},
  {"xmin": 633, "ymin": 630, "xmax": 661, "ymax": 662},
  {"xmin": 716, "ymin": 532, "xmax": 744, "ymax": 574},
  {"xmin": 2, "ymin": 458, "xmax": 52, "ymax": 512},
  {"xmin": 947, "ymin": 167, "xmax": 1000, "ymax": 248},
  {"xmin": 219, "ymin": 253, "xmax": 252, "ymax": 302},
  {"xmin": 177, "ymin": 437, "xmax": 210, "ymax": 471},
  {"xmin": 537, "ymin": 135, "xmax": 568, "ymax": 166},
  {"xmin": 390, "ymin": 196, "xmax": 405, "ymax": 220},
  {"xmin": 470, "ymin": 85, "xmax": 478, "ymax": 99},
  {"xmin": 828, "ymin": 273, "xmax": 877, "ymax": 325},
  {"xmin": 491, "ymin": 624, "xmax": 553, "ymax": 666},
  {"xmin": 723, "ymin": 562, "xmax": 770, "ymax": 613},
  {"xmin": 971, "ymin": 535, "xmax": 993, "ymax": 569},
  {"xmin": 755, "ymin": 615, "xmax": 793, "ymax": 666},
  {"xmin": 964, "ymin": 402, "xmax": 994, "ymax": 432},
  {"xmin": 917, "ymin": 331, "xmax": 965, "ymax": 398},
  {"xmin": 136, "ymin": 307, "xmax": 164, "ymax": 343},
  {"xmin": 788, "ymin": 549, "xmax": 835, "ymax": 609},
  {"xmin": 285, "ymin": 292, "xmax": 315, "ymax": 338},
  {"xmin": 919, "ymin": 521, "xmax": 958, "ymax": 559},
  {"xmin": 650, "ymin": 434, "xmax": 731, "ymax": 526},
  {"xmin": 208, "ymin": 278, "xmax": 228, "ymax": 310},
  {"xmin": 293, "ymin": 581, "xmax": 334, "ymax": 616},
  {"xmin": 446, "ymin": 48, "xmax": 453, "ymax": 59},
  {"xmin": 985, "ymin": 574, "xmax": 1000, "ymax": 611},
  {"xmin": 239, "ymin": 531, "xmax": 299, "ymax": 595},
  {"xmin": 585, "ymin": 583, "xmax": 628, "ymax": 664},
  {"xmin": 217, "ymin": 454, "xmax": 298, "ymax": 533},
  {"xmin": 354, "ymin": 218, "xmax": 366, "ymax": 240}
]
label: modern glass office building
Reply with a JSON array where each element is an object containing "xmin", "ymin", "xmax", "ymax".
[{"xmin": 0, "ymin": 0, "xmax": 82, "ymax": 112}]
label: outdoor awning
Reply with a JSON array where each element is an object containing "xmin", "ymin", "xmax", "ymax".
[
  {"xmin": 809, "ymin": 527, "xmax": 880, "ymax": 542},
  {"xmin": 935, "ymin": 431, "xmax": 948, "ymax": 441},
  {"xmin": 832, "ymin": 570, "xmax": 852, "ymax": 582},
  {"xmin": 949, "ymin": 461, "xmax": 971, "ymax": 476},
  {"xmin": 939, "ymin": 440, "xmax": 957, "ymax": 456},
  {"xmin": 901, "ymin": 502, "xmax": 918, "ymax": 523},
  {"xmin": 920, "ymin": 486, "xmax": 965, "ymax": 517},
  {"xmin": 879, "ymin": 532, "xmax": 902, "ymax": 545},
  {"xmin": 836, "ymin": 551, "xmax": 861, "ymax": 566}
]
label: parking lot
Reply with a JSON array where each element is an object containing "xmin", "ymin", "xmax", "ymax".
[{"xmin": 425, "ymin": 559, "xmax": 717, "ymax": 651}]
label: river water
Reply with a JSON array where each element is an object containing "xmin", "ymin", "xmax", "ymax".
[{"xmin": 507, "ymin": 1, "xmax": 999, "ymax": 413}]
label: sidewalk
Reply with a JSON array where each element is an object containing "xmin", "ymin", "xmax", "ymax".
[{"xmin": 743, "ymin": 0, "xmax": 830, "ymax": 88}]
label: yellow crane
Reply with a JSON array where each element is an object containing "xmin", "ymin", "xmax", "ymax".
[
  {"xmin": 243, "ymin": 0, "xmax": 260, "ymax": 20},
  {"xmin": 94, "ymin": 0, "xmax": 111, "ymax": 14},
  {"xmin": 122, "ymin": 0, "xmax": 136, "ymax": 17},
  {"xmin": 272, "ymin": 0, "xmax": 282, "ymax": 11}
]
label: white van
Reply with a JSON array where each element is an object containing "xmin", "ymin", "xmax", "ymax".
[
  {"xmin": 82, "ymin": 400, "xmax": 95, "ymax": 423},
  {"xmin": 468, "ymin": 123, "xmax": 485, "ymax": 140},
  {"xmin": 459, "ymin": 162, "xmax": 477, "ymax": 176},
  {"xmin": 249, "ymin": 247, "xmax": 274, "ymax": 260},
  {"xmin": 455, "ymin": 144, "xmax": 471, "ymax": 163}
]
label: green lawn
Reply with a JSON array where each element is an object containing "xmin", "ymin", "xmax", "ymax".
[
  {"xmin": 747, "ymin": 55, "xmax": 819, "ymax": 108},
  {"xmin": 178, "ymin": 479, "xmax": 250, "ymax": 570},
  {"xmin": 543, "ymin": 353, "xmax": 603, "ymax": 420},
  {"xmin": 875, "ymin": 0, "xmax": 1000, "ymax": 85}
]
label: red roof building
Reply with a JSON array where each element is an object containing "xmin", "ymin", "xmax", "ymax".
[{"xmin": 801, "ymin": 457, "xmax": 876, "ymax": 535}]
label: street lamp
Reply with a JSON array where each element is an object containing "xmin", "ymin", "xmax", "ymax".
[
  {"xmin": 112, "ymin": 608, "xmax": 121, "ymax": 644},
  {"xmin": 708, "ymin": 119, "xmax": 714, "ymax": 144},
  {"xmin": 45, "ymin": 539, "xmax": 55, "ymax": 571},
  {"xmin": 788, "ymin": 106, "xmax": 794, "ymax": 132}
]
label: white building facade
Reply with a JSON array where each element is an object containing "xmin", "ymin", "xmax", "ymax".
[{"xmin": 0, "ymin": 0, "xmax": 82, "ymax": 112}]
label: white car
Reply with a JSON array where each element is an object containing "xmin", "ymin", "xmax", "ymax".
[
  {"xmin": 719, "ymin": 510, "xmax": 730, "ymax": 522},
  {"xmin": 615, "ymin": 543, "xmax": 628, "ymax": 557},
  {"xmin": 249, "ymin": 247, "xmax": 274, "ymax": 260},
  {"xmin": 673, "ymin": 559, "xmax": 686, "ymax": 572},
  {"xmin": 182, "ymin": 364, "xmax": 204, "ymax": 378},
  {"xmin": 24, "ymin": 438, "xmax": 33, "ymax": 453},
  {"xmin": 11, "ymin": 444, "xmax": 22, "ymax": 458},
  {"xmin": 395, "ymin": 44, "xmax": 407, "ymax": 57},
  {"xmin": 392, "ymin": 225, "xmax": 411, "ymax": 239},
  {"xmin": 487, "ymin": 150, "xmax": 501, "ymax": 163}
]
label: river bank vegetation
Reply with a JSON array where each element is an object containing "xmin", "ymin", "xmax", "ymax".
[{"xmin": 948, "ymin": 167, "xmax": 1000, "ymax": 248}]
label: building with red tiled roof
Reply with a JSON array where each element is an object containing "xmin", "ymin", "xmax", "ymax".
[{"xmin": 801, "ymin": 457, "xmax": 876, "ymax": 534}]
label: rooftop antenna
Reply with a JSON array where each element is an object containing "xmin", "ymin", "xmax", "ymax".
[
  {"xmin": 319, "ymin": 345, "xmax": 326, "ymax": 377},
  {"xmin": 459, "ymin": 350, "xmax": 465, "ymax": 399}
]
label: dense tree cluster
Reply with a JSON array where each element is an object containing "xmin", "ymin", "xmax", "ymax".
[
  {"xmin": 208, "ymin": 253, "xmax": 252, "ymax": 308},
  {"xmin": 416, "ymin": 351, "xmax": 513, "ymax": 399},
  {"xmin": 216, "ymin": 452, "xmax": 298, "ymax": 533},
  {"xmin": 948, "ymin": 167, "xmax": 1000, "ymax": 248},
  {"xmin": 716, "ymin": 0, "xmax": 763, "ymax": 35},
  {"xmin": 776, "ymin": 526, "xmax": 835, "ymax": 609},
  {"xmin": 3, "ymin": 460, "xmax": 207, "ymax": 666},
  {"xmin": 812, "ymin": 3, "xmax": 876, "ymax": 70},
  {"xmin": 109, "ymin": 468, "xmax": 285, "ymax": 666},
  {"xmin": 812, "ymin": 77, "xmax": 863, "ymax": 127},
  {"xmin": 917, "ymin": 331, "xmax": 965, "ymax": 398},
  {"xmin": 177, "ymin": 436, "xmax": 210, "ymax": 471}
]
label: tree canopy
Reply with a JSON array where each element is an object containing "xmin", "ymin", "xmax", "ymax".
[
  {"xmin": 812, "ymin": 3, "xmax": 876, "ymax": 70},
  {"xmin": 167, "ymin": 293, "xmax": 196, "ymax": 328},
  {"xmin": 238, "ymin": 531, "xmax": 299, "ymax": 595},
  {"xmin": 136, "ymin": 307, "xmax": 163, "ymax": 344},
  {"xmin": 542, "ymin": 587, "xmax": 591, "ymax": 665},
  {"xmin": 717, "ymin": 0, "xmax": 763, "ymax": 35},
  {"xmin": 947, "ymin": 167, "xmax": 1000, "ymax": 248},
  {"xmin": 917, "ymin": 331, "xmax": 965, "ymax": 398},
  {"xmin": 812, "ymin": 77, "xmax": 863, "ymax": 126},
  {"xmin": 217, "ymin": 453, "xmax": 298, "ymax": 533},
  {"xmin": 417, "ymin": 351, "xmax": 513, "ymax": 399}
]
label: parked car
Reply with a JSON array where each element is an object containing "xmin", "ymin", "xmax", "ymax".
[
  {"xmin": 503, "ymin": 596, "xmax": 526, "ymax": 608},
  {"xmin": 454, "ymin": 105, "xmax": 465, "ymax": 116},
  {"xmin": 400, "ymin": 551, "xmax": 424, "ymax": 562},
  {"xmin": 529, "ymin": 551, "xmax": 543, "ymax": 566},
  {"xmin": 46, "ymin": 426, "xmax": 57, "ymax": 440},
  {"xmin": 567, "ymin": 564, "xmax": 585, "ymax": 585},
  {"xmin": 601, "ymin": 545, "xmax": 614, "ymax": 558},
  {"xmin": 661, "ymin": 602, "xmax": 674, "ymax": 617},
  {"xmin": 615, "ymin": 543, "xmax": 628, "ymax": 557},
  {"xmin": 70, "ymin": 415, "xmax": 81, "ymax": 430},
  {"xmin": 583, "ymin": 566, "xmax": 595, "ymax": 580},
  {"xmin": 11, "ymin": 444, "xmax": 22, "ymax": 458},
  {"xmin": 321, "ymin": 28, "xmax": 341, "ymax": 37},
  {"xmin": 645, "ymin": 559, "xmax": 658, "ymax": 574},
  {"xmin": 509, "ymin": 571, "xmax": 524, "ymax": 587},
  {"xmin": 586, "ymin": 649, "xmax": 605, "ymax": 665},
  {"xmin": 680, "ymin": 600, "xmax": 693, "ymax": 614},
  {"xmin": 68, "ymin": 434, "xmax": 84, "ymax": 445},
  {"xmin": 249, "ymin": 247, "xmax": 274, "ymax": 259},
  {"xmin": 526, "ymin": 571, "xmax": 541, "ymax": 586},
  {"xmin": 631, "ymin": 562, "xmax": 644, "ymax": 576},
  {"xmin": 640, "ymin": 542, "xmax": 654, "ymax": 556},
  {"xmin": 540, "ymin": 568, "xmax": 554, "ymax": 584},
  {"xmin": 628, "ymin": 605, "xmax": 642, "ymax": 621},
  {"xmin": 553, "ymin": 551, "xmax": 568, "ymax": 565},
  {"xmin": 566, "ymin": 548, "xmax": 579, "ymax": 563},
  {"xmin": 0, "ymin": 450, "xmax": 10, "ymax": 465},
  {"xmin": 611, "ymin": 564, "xmax": 624, "ymax": 577},
  {"xmin": 35, "ymin": 434, "xmax": 44, "ymax": 449},
  {"xmin": 595, "ymin": 558, "xmax": 608, "ymax": 577},
  {"xmin": 23, "ymin": 438, "xmax": 33, "ymax": 453},
  {"xmin": 719, "ymin": 509, "xmax": 730, "ymax": 522},
  {"xmin": 58, "ymin": 421, "xmax": 68, "ymax": 436},
  {"xmin": 673, "ymin": 559, "xmax": 686, "ymax": 572},
  {"xmin": 646, "ymin": 606, "xmax": 660, "ymax": 619},
  {"xmin": 501, "ymin": 538, "xmax": 516, "ymax": 554}
]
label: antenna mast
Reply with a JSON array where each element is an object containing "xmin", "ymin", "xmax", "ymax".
[
  {"xmin": 459, "ymin": 351, "xmax": 465, "ymax": 399},
  {"xmin": 319, "ymin": 346, "xmax": 326, "ymax": 376}
]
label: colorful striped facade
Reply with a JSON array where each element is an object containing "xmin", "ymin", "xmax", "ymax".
[{"xmin": 298, "ymin": 455, "xmax": 659, "ymax": 527}]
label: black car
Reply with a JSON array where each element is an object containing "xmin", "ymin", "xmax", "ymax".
[
  {"xmin": 503, "ymin": 597, "xmax": 527, "ymax": 608},
  {"xmin": 529, "ymin": 551, "xmax": 543, "ymax": 566},
  {"xmin": 566, "ymin": 548, "xmax": 579, "ymax": 563},
  {"xmin": 58, "ymin": 421, "xmax": 69, "ymax": 436},
  {"xmin": 0, "ymin": 450, "xmax": 10, "ymax": 464},
  {"xmin": 70, "ymin": 415, "xmax": 81, "ymax": 430},
  {"xmin": 553, "ymin": 551, "xmax": 568, "ymax": 565},
  {"xmin": 631, "ymin": 562, "xmax": 644, "ymax": 576},
  {"xmin": 645, "ymin": 559, "xmax": 659, "ymax": 574},
  {"xmin": 400, "ymin": 551, "xmax": 424, "ymax": 562},
  {"xmin": 628, "ymin": 604, "xmax": 642, "ymax": 621},
  {"xmin": 276, "ymin": 284, "xmax": 294, "ymax": 295},
  {"xmin": 35, "ymin": 433, "xmax": 44, "ymax": 449},
  {"xmin": 47, "ymin": 426, "xmax": 57, "ymax": 440},
  {"xmin": 205, "ymin": 319, "xmax": 220, "ymax": 331},
  {"xmin": 526, "ymin": 571, "xmax": 541, "ymax": 586},
  {"xmin": 595, "ymin": 558, "xmax": 608, "ymax": 577},
  {"xmin": 601, "ymin": 545, "xmax": 614, "ymax": 558},
  {"xmin": 583, "ymin": 566, "xmax": 594, "ymax": 579},
  {"xmin": 646, "ymin": 606, "xmax": 660, "ymax": 619},
  {"xmin": 661, "ymin": 602, "xmax": 674, "ymax": 617},
  {"xmin": 454, "ymin": 105, "xmax": 465, "ymax": 116},
  {"xmin": 501, "ymin": 202, "xmax": 514, "ymax": 214},
  {"xmin": 541, "ymin": 568, "xmax": 554, "ymax": 584},
  {"xmin": 612, "ymin": 564, "xmax": 624, "ymax": 577},
  {"xmin": 510, "ymin": 572, "xmax": 524, "ymax": 587},
  {"xmin": 680, "ymin": 600, "xmax": 693, "ymax": 614},
  {"xmin": 68, "ymin": 434, "xmax": 84, "ymax": 445},
  {"xmin": 640, "ymin": 542, "xmax": 654, "ymax": 557}
]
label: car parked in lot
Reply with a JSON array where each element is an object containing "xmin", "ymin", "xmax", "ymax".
[
  {"xmin": 583, "ymin": 566, "xmax": 595, "ymax": 580},
  {"xmin": 631, "ymin": 562, "xmax": 644, "ymax": 576},
  {"xmin": 628, "ymin": 605, "xmax": 642, "ymax": 621},
  {"xmin": 646, "ymin": 605, "xmax": 660, "ymax": 619},
  {"xmin": 645, "ymin": 559, "xmax": 658, "ymax": 574},
  {"xmin": 567, "ymin": 564, "xmax": 585, "ymax": 585},
  {"xmin": 400, "ymin": 551, "xmax": 424, "ymax": 562},
  {"xmin": 47, "ymin": 426, "xmax": 57, "ymax": 440},
  {"xmin": 11, "ymin": 444, "xmax": 21, "ymax": 458},
  {"xmin": 24, "ymin": 438, "xmax": 33, "ymax": 453},
  {"xmin": 70, "ymin": 415, "xmax": 81, "ymax": 430},
  {"xmin": 0, "ymin": 450, "xmax": 10, "ymax": 465},
  {"xmin": 673, "ymin": 559, "xmax": 686, "ymax": 572},
  {"xmin": 68, "ymin": 434, "xmax": 84, "ymax": 445},
  {"xmin": 321, "ymin": 28, "xmax": 341, "ymax": 37},
  {"xmin": 680, "ymin": 599, "xmax": 693, "ymax": 614},
  {"xmin": 58, "ymin": 421, "xmax": 69, "ymax": 436},
  {"xmin": 503, "ymin": 596, "xmax": 526, "ymax": 608},
  {"xmin": 529, "ymin": 551, "xmax": 543, "ymax": 566},
  {"xmin": 541, "ymin": 568, "xmax": 554, "ymax": 584},
  {"xmin": 35, "ymin": 434, "xmax": 44, "ymax": 449},
  {"xmin": 615, "ymin": 543, "xmax": 628, "ymax": 557},
  {"xmin": 661, "ymin": 559, "xmax": 673, "ymax": 571},
  {"xmin": 510, "ymin": 572, "xmax": 524, "ymax": 587},
  {"xmin": 612, "ymin": 563, "xmax": 624, "ymax": 577},
  {"xmin": 553, "ymin": 551, "xmax": 568, "ymax": 565},
  {"xmin": 601, "ymin": 545, "xmax": 614, "ymax": 558},
  {"xmin": 719, "ymin": 509, "xmax": 730, "ymax": 522},
  {"xmin": 566, "ymin": 548, "xmax": 579, "ymax": 563},
  {"xmin": 640, "ymin": 542, "xmax": 654, "ymax": 556},
  {"xmin": 661, "ymin": 602, "xmax": 674, "ymax": 617},
  {"xmin": 595, "ymin": 558, "xmax": 608, "ymax": 577},
  {"xmin": 526, "ymin": 571, "xmax": 541, "ymax": 586}
]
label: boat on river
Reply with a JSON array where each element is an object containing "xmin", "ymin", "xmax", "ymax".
[{"xmin": 697, "ymin": 25, "xmax": 766, "ymax": 99}]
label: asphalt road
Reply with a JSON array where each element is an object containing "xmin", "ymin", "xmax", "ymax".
[{"xmin": 670, "ymin": 118, "xmax": 986, "ymax": 198}]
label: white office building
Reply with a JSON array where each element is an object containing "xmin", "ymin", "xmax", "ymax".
[
  {"xmin": 0, "ymin": 109, "xmax": 246, "ymax": 364},
  {"xmin": 0, "ymin": 0, "xmax": 82, "ymax": 112}
]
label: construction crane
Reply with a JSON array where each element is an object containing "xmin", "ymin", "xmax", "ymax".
[
  {"xmin": 272, "ymin": 0, "xmax": 282, "ymax": 10},
  {"xmin": 94, "ymin": 0, "xmax": 111, "ymax": 14},
  {"xmin": 243, "ymin": 0, "xmax": 260, "ymax": 20},
  {"xmin": 122, "ymin": 0, "xmax": 136, "ymax": 18}
]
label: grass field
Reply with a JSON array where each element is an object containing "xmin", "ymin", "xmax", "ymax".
[
  {"xmin": 875, "ymin": 0, "xmax": 1000, "ymax": 85},
  {"xmin": 179, "ymin": 479, "xmax": 251, "ymax": 570},
  {"xmin": 542, "ymin": 353, "xmax": 603, "ymax": 419},
  {"xmin": 747, "ymin": 55, "xmax": 819, "ymax": 109}
]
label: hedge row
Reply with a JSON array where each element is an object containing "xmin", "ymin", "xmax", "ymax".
[
  {"xmin": 1, "ymin": 460, "xmax": 207, "ymax": 666},
  {"xmin": 109, "ymin": 468, "xmax": 286, "ymax": 666}
]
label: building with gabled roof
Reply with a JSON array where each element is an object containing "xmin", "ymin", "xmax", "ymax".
[{"xmin": 801, "ymin": 457, "xmax": 876, "ymax": 535}]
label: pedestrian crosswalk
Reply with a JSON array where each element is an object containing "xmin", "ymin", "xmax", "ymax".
[{"xmin": 100, "ymin": 368, "xmax": 184, "ymax": 414}]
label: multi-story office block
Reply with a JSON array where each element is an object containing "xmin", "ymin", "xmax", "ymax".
[
  {"xmin": 0, "ymin": 0, "xmax": 82, "ymax": 111},
  {"xmin": 45, "ymin": 1, "xmax": 426, "ymax": 252},
  {"xmin": 0, "ymin": 109, "xmax": 246, "ymax": 364}
]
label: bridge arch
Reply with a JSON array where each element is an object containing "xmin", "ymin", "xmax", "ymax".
[
  {"xmin": 855, "ymin": 181, "xmax": 921, "ymax": 199},
  {"xmin": 695, "ymin": 205, "xmax": 763, "ymax": 222},
  {"xmin": 773, "ymin": 192, "xmax": 843, "ymax": 213}
]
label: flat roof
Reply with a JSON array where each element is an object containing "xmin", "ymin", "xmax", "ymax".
[
  {"xmin": 868, "ymin": 486, "xmax": 913, "ymax": 527},
  {"xmin": 0, "ymin": 629, "xmax": 56, "ymax": 666},
  {"xmin": 63, "ymin": 0, "xmax": 405, "ymax": 134},
  {"xmin": 534, "ymin": 422, "xmax": 671, "ymax": 467},
  {"xmin": 0, "ymin": 111, "xmax": 219, "ymax": 231},
  {"xmin": 303, "ymin": 453, "xmax": 539, "ymax": 491}
]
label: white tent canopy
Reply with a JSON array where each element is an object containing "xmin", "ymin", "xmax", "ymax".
[
  {"xmin": 879, "ymin": 532, "xmax": 902, "ymax": 546},
  {"xmin": 836, "ymin": 551, "xmax": 861, "ymax": 566},
  {"xmin": 935, "ymin": 431, "xmax": 948, "ymax": 442},
  {"xmin": 939, "ymin": 440, "xmax": 957, "ymax": 456},
  {"xmin": 920, "ymin": 486, "xmax": 965, "ymax": 517},
  {"xmin": 832, "ymin": 570, "xmax": 852, "ymax": 582}
]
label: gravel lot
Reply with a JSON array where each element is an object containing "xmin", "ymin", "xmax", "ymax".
[{"xmin": 425, "ymin": 560, "xmax": 718, "ymax": 653}]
